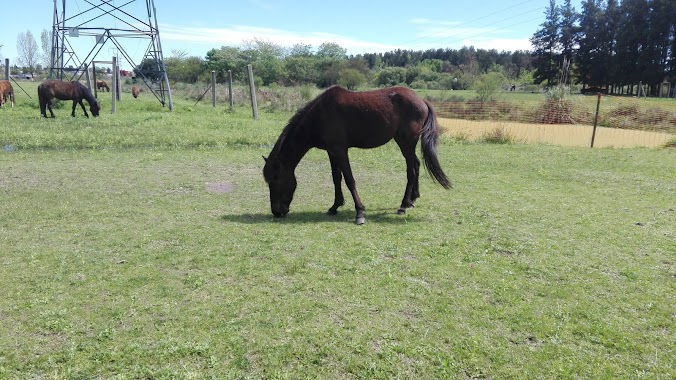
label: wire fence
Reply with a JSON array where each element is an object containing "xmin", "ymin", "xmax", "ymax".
[{"xmin": 432, "ymin": 94, "xmax": 676, "ymax": 148}]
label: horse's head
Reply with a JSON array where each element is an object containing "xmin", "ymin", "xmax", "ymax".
[
  {"xmin": 90, "ymin": 100, "xmax": 100, "ymax": 117},
  {"xmin": 263, "ymin": 156, "xmax": 296, "ymax": 217}
]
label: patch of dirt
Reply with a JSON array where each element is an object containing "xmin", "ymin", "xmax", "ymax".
[{"xmin": 206, "ymin": 182, "xmax": 234, "ymax": 194}]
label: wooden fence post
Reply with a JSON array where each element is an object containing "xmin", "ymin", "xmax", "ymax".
[
  {"xmin": 92, "ymin": 62, "xmax": 98, "ymax": 98},
  {"xmin": 111, "ymin": 57, "xmax": 117, "ymax": 114},
  {"xmin": 116, "ymin": 67, "xmax": 121, "ymax": 101},
  {"xmin": 247, "ymin": 64, "xmax": 258, "ymax": 120},
  {"xmin": 84, "ymin": 64, "xmax": 91, "ymax": 91},
  {"xmin": 4, "ymin": 59, "xmax": 9, "ymax": 80},
  {"xmin": 228, "ymin": 70, "xmax": 233, "ymax": 112},
  {"xmin": 590, "ymin": 93, "xmax": 602, "ymax": 148},
  {"xmin": 211, "ymin": 70, "xmax": 216, "ymax": 108}
]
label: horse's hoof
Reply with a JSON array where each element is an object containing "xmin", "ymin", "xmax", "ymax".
[
  {"xmin": 327, "ymin": 209, "xmax": 338, "ymax": 215},
  {"xmin": 355, "ymin": 216, "xmax": 366, "ymax": 225},
  {"xmin": 397, "ymin": 208, "xmax": 406, "ymax": 215}
]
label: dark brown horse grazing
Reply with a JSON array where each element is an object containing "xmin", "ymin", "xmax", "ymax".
[
  {"xmin": 0, "ymin": 80, "xmax": 14, "ymax": 108},
  {"xmin": 38, "ymin": 80, "xmax": 100, "ymax": 118},
  {"xmin": 263, "ymin": 85, "xmax": 452, "ymax": 225},
  {"xmin": 96, "ymin": 80, "xmax": 110, "ymax": 92},
  {"xmin": 132, "ymin": 85, "xmax": 140, "ymax": 98}
]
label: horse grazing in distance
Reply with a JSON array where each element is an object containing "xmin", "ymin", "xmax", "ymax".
[
  {"xmin": 96, "ymin": 80, "xmax": 110, "ymax": 92},
  {"xmin": 0, "ymin": 80, "xmax": 15, "ymax": 108},
  {"xmin": 132, "ymin": 85, "xmax": 140, "ymax": 98},
  {"xmin": 263, "ymin": 85, "xmax": 452, "ymax": 225},
  {"xmin": 38, "ymin": 80, "xmax": 100, "ymax": 118}
]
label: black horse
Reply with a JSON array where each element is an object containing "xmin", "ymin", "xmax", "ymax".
[
  {"xmin": 38, "ymin": 80, "xmax": 100, "ymax": 118},
  {"xmin": 263, "ymin": 85, "xmax": 452, "ymax": 225}
]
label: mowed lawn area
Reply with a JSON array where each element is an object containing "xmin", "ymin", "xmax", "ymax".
[{"xmin": 1, "ymin": 85, "xmax": 674, "ymax": 378}]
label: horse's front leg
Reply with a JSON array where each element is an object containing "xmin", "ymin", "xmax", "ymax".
[
  {"xmin": 331, "ymin": 149, "xmax": 365, "ymax": 225},
  {"xmin": 77, "ymin": 100, "xmax": 89, "ymax": 118},
  {"xmin": 327, "ymin": 152, "xmax": 345, "ymax": 215}
]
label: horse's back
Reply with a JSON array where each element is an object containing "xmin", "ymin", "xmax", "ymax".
[
  {"xmin": 39, "ymin": 80, "xmax": 81, "ymax": 100},
  {"xmin": 314, "ymin": 86, "xmax": 428, "ymax": 149},
  {"xmin": 0, "ymin": 80, "xmax": 12, "ymax": 94}
]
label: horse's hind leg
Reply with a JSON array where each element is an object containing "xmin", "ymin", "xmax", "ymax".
[
  {"xmin": 327, "ymin": 152, "xmax": 345, "ymax": 215},
  {"xmin": 396, "ymin": 141, "xmax": 421, "ymax": 215},
  {"xmin": 46, "ymin": 100, "xmax": 55, "ymax": 118}
]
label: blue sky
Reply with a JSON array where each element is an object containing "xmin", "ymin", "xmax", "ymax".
[{"xmin": 0, "ymin": 0, "xmax": 582, "ymax": 70}]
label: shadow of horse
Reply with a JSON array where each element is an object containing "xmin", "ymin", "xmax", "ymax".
[{"xmin": 220, "ymin": 209, "xmax": 419, "ymax": 225}]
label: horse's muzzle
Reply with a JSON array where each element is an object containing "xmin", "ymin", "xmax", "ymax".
[{"xmin": 271, "ymin": 205, "xmax": 289, "ymax": 218}]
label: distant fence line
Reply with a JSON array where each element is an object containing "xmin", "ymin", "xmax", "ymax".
[{"xmin": 431, "ymin": 94, "xmax": 676, "ymax": 148}]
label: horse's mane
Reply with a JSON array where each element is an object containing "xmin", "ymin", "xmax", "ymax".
[
  {"xmin": 73, "ymin": 81, "xmax": 98, "ymax": 105},
  {"xmin": 269, "ymin": 93, "xmax": 323, "ymax": 158}
]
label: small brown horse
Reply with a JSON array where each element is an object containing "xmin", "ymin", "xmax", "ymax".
[
  {"xmin": 0, "ymin": 80, "xmax": 14, "ymax": 108},
  {"xmin": 96, "ymin": 80, "xmax": 110, "ymax": 92},
  {"xmin": 38, "ymin": 80, "xmax": 100, "ymax": 118},
  {"xmin": 263, "ymin": 86, "xmax": 452, "ymax": 225},
  {"xmin": 132, "ymin": 85, "xmax": 140, "ymax": 98}
]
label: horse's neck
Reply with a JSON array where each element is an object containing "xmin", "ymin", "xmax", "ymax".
[
  {"xmin": 82, "ymin": 91, "xmax": 95, "ymax": 104},
  {"xmin": 276, "ymin": 129, "xmax": 311, "ymax": 170}
]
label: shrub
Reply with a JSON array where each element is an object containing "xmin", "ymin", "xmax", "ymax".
[
  {"xmin": 472, "ymin": 72, "xmax": 506, "ymax": 103},
  {"xmin": 481, "ymin": 127, "xmax": 514, "ymax": 144}
]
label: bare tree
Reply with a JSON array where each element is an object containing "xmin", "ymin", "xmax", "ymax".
[
  {"xmin": 17, "ymin": 30, "xmax": 39, "ymax": 76},
  {"xmin": 171, "ymin": 49, "xmax": 188, "ymax": 59},
  {"xmin": 40, "ymin": 29, "xmax": 52, "ymax": 68}
]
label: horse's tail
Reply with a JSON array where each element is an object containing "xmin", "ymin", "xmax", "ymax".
[
  {"xmin": 421, "ymin": 100, "xmax": 452, "ymax": 189},
  {"xmin": 37, "ymin": 84, "xmax": 46, "ymax": 115}
]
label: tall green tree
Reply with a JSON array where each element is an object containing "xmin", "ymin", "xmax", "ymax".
[
  {"xmin": 530, "ymin": 0, "xmax": 561, "ymax": 85},
  {"xmin": 559, "ymin": 0, "xmax": 578, "ymax": 83},
  {"xmin": 577, "ymin": 0, "xmax": 606, "ymax": 87},
  {"xmin": 614, "ymin": 0, "xmax": 650, "ymax": 91},
  {"xmin": 647, "ymin": 0, "xmax": 675, "ymax": 88},
  {"xmin": 284, "ymin": 56, "xmax": 319, "ymax": 85},
  {"xmin": 165, "ymin": 56, "xmax": 205, "ymax": 83},
  {"xmin": 315, "ymin": 43, "xmax": 347, "ymax": 87},
  {"xmin": 204, "ymin": 46, "xmax": 245, "ymax": 82},
  {"xmin": 241, "ymin": 38, "xmax": 286, "ymax": 85},
  {"xmin": 604, "ymin": 0, "xmax": 621, "ymax": 90}
]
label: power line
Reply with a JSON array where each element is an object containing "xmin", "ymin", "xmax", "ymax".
[
  {"xmin": 413, "ymin": 8, "xmax": 545, "ymax": 51},
  {"xmin": 398, "ymin": 0, "xmax": 542, "ymax": 48}
]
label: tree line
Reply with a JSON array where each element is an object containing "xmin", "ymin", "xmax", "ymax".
[
  {"xmin": 158, "ymin": 40, "xmax": 535, "ymax": 92},
  {"xmin": 532, "ymin": 0, "xmax": 676, "ymax": 95}
]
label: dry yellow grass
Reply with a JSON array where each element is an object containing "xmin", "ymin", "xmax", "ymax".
[{"xmin": 439, "ymin": 118, "xmax": 674, "ymax": 148}]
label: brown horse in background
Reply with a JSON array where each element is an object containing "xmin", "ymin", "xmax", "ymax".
[
  {"xmin": 132, "ymin": 85, "xmax": 140, "ymax": 98},
  {"xmin": 96, "ymin": 80, "xmax": 110, "ymax": 92},
  {"xmin": 263, "ymin": 85, "xmax": 452, "ymax": 225},
  {"xmin": 38, "ymin": 80, "xmax": 100, "ymax": 118},
  {"xmin": 0, "ymin": 80, "xmax": 14, "ymax": 108}
]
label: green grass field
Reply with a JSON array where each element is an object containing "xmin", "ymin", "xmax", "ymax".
[{"xmin": 1, "ymin": 82, "xmax": 675, "ymax": 378}]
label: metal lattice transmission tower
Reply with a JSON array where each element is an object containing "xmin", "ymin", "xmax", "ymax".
[{"xmin": 49, "ymin": 0, "xmax": 173, "ymax": 110}]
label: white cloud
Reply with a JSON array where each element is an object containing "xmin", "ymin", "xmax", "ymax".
[{"xmin": 159, "ymin": 24, "xmax": 400, "ymax": 54}]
